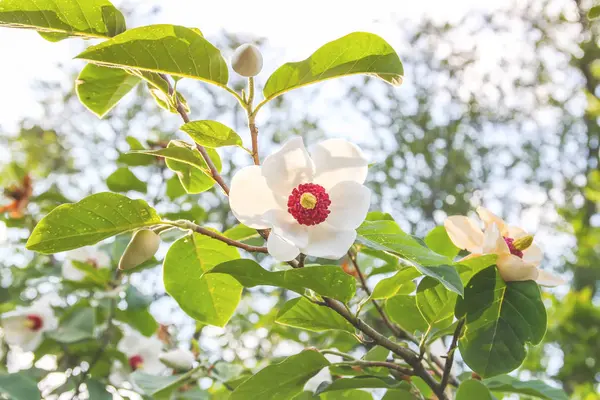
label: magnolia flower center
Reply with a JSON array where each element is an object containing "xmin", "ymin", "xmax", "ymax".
[
  {"xmin": 503, "ymin": 237, "xmax": 524, "ymax": 258},
  {"xmin": 25, "ymin": 314, "xmax": 44, "ymax": 331},
  {"xmin": 129, "ymin": 355, "xmax": 144, "ymax": 370},
  {"xmin": 287, "ymin": 183, "xmax": 331, "ymax": 226}
]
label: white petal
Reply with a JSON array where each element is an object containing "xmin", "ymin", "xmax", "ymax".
[
  {"xmin": 265, "ymin": 209, "xmax": 309, "ymax": 248},
  {"xmin": 20, "ymin": 333, "xmax": 43, "ymax": 352},
  {"xmin": 506, "ymin": 225, "xmax": 528, "ymax": 239},
  {"xmin": 141, "ymin": 357, "xmax": 166, "ymax": 375},
  {"xmin": 229, "ymin": 165, "xmax": 281, "ymax": 229},
  {"xmin": 267, "ymin": 233, "xmax": 300, "ymax": 262},
  {"xmin": 159, "ymin": 349, "xmax": 195, "ymax": 370},
  {"xmin": 443, "ymin": 216, "xmax": 484, "ymax": 253},
  {"xmin": 326, "ymin": 181, "xmax": 371, "ymax": 231},
  {"xmin": 476, "ymin": 207, "xmax": 507, "ymax": 234},
  {"xmin": 301, "ymin": 224, "xmax": 357, "ymax": 260},
  {"xmin": 535, "ymin": 269, "xmax": 566, "ymax": 287},
  {"xmin": 482, "ymin": 224, "xmax": 509, "ymax": 255},
  {"xmin": 62, "ymin": 261, "xmax": 86, "ymax": 281},
  {"xmin": 523, "ymin": 243, "xmax": 543, "ymax": 266},
  {"xmin": 261, "ymin": 137, "xmax": 315, "ymax": 196},
  {"xmin": 1, "ymin": 315, "xmax": 29, "ymax": 346},
  {"xmin": 496, "ymin": 254, "xmax": 539, "ymax": 282},
  {"xmin": 312, "ymin": 139, "xmax": 369, "ymax": 189}
]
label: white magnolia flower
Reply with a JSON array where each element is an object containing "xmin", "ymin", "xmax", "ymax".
[
  {"xmin": 444, "ymin": 207, "xmax": 565, "ymax": 286},
  {"xmin": 62, "ymin": 247, "xmax": 111, "ymax": 282},
  {"xmin": 229, "ymin": 137, "xmax": 371, "ymax": 261},
  {"xmin": 118, "ymin": 330, "xmax": 165, "ymax": 375},
  {"xmin": 159, "ymin": 348, "xmax": 195, "ymax": 370},
  {"xmin": 0, "ymin": 301, "xmax": 58, "ymax": 351}
]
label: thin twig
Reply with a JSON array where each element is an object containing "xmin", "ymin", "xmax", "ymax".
[
  {"xmin": 334, "ymin": 360, "xmax": 413, "ymax": 375},
  {"xmin": 440, "ymin": 319, "xmax": 465, "ymax": 392}
]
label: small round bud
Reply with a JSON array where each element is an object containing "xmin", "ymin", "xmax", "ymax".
[
  {"xmin": 231, "ymin": 43, "xmax": 263, "ymax": 77},
  {"xmin": 119, "ymin": 229, "xmax": 160, "ymax": 270}
]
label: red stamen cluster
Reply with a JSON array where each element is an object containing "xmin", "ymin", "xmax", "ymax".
[
  {"xmin": 287, "ymin": 183, "xmax": 331, "ymax": 226},
  {"xmin": 129, "ymin": 355, "xmax": 144, "ymax": 370},
  {"xmin": 26, "ymin": 314, "xmax": 43, "ymax": 331},
  {"xmin": 503, "ymin": 237, "xmax": 523, "ymax": 258}
]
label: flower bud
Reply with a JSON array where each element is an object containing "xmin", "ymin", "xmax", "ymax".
[
  {"xmin": 231, "ymin": 44, "xmax": 263, "ymax": 77},
  {"xmin": 119, "ymin": 229, "xmax": 160, "ymax": 270},
  {"xmin": 159, "ymin": 348, "xmax": 195, "ymax": 370},
  {"xmin": 513, "ymin": 235, "xmax": 534, "ymax": 251}
]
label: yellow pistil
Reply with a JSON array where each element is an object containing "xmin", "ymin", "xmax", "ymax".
[
  {"xmin": 513, "ymin": 235, "xmax": 534, "ymax": 251},
  {"xmin": 23, "ymin": 319, "xmax": 35, "ymax": 329},
  {"xmin": 300, "ymin": 193, "xmax": 317, "ymax": 209}
]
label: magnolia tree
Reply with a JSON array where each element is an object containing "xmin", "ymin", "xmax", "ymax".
[{"xmin": 0, "ymin": 1, "xmax": 571, "ymax": 400}]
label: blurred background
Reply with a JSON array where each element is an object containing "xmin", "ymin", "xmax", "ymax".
[{"xmin": 0, "ymin": 0, "xmax": 599, "ymax": 398}]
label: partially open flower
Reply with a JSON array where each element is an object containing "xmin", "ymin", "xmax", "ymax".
[
  {"xmin": 229, "ymin": 137, "xmax": 371, "ymax": 261},
  {"xmin": 444, "ymin": 207, "xmax": 565, "ymax": 286},
  {"xmin": 118, "ymin": 330, "xmax": 165, "ymax": 375},
  {"xmin": 159, "ymin": 348, "xmax": 195, "ymax": 370},
  {"xmin": 0, "ymin": 301, "xmax": 58, "ymax": 351},
  {"xmin": 62, "ymin": 247, "xmax": 111, "ymax": 282}
]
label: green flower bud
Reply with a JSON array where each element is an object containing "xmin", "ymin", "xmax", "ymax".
[
  {"xmin": 231, "ymin": 44, "xmax": 263, "ymax": 77},
  {"xmin": 119, "ymin": 229, "xmax": 160, "ymax": 270}
]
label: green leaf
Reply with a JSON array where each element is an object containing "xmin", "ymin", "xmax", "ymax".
[
  {"xmin": 371, "ymin": 268, "xmax": 419, "ymax": 299},
  {"xmin": 589, "ymin": 5, "xmax": 600, "ymax": 19},
  {"xmin": 224, "ymin": 224, "xmax": 260, "ymax": 241},
  {"xmin": 456, "ymin": 380, "xmax": 493, "ymax": 400},
  {"xmin": 117, "ymin": 136, "xmax": 155, "ymax": 166},
  {"xmin": 131, "ymin": 371, "xmax": 187, "ymax": 398},
  {"xmin": 0, "ymin": 0, "xmax": 125, "ymax": 40},
  {"xmin": 381, "ymin": 389, "xmax": 415, "ymax": 400},
  {"xmin": 86, "ymin": 379, "xmax": 112, "ymax": 400},
  {"xmin": 456, "ymin": 254, "xmax": 497, "ymax": 284},
  {"xmin": 416, "ymin": 277, "xmax": 456, "ymax": 330},
  {"xmin": 76, "ymin": 64, "xmax": 140, "ymax": 118},
  {"xmin": 106, "ymin": 167, "xmax": 147, "ymax": 193},
  {"xmin": 483, "ymin": 375, "xmax": 568, "ymax": 400},
  {"xmin": 276, "ymin": 297, "xmax": 355, "ymax": 333},
  {"xmin": 357, "ymin": 221, "xmax": 463, "ymax": 296},
  {"xmin": 424, "ymin": 226, "xmax": 460, "ymax": 259},
  {"xmin": 0, "ymin": 373, "xmax": 41, "ymax": 400},
  {"xmin": 76, "ymin": 25, "xmax": 228, "ymax": 87},
  {"xmin": 181, "ymin": 120, "xmax": 243, "ymax": 148},
  {"xmin": 71, "ymin": 260, "xmax": 112, "ymax": 285},
  {"xmin": 115, "ymin": 307, "xmax": 157, "ymax": 337},
  {"xmin": 385, "ymin": 295, "xmax": 428, "ymax": 334},
  {"xmin": 316, "ymin": 376, "xmax": 411, "ymax": 394},
  {"xmin": 166, "ymin": 175, "xmax": 187, "ymax": 200},
  {"xmin": 163, "ymin": 233, "xmax": 241, "ymax": 327},
  {"xmin": 455, "ymin": 266, "xmax": 547, "ymax": 377},
  {"xmin": 263, "ymin": 32, "xmax": 403, "ymax": 101},
  {"xmin": 322, "ymin": 391, "xmax": 373, "ymax": 400},
  {"xmin": 230, "ymin": 350, "xmax": 329, "ymax": 400},
  {"xmin": 209, "ymin": 260, "xmax": 356, "ymax": 303},
  {"xmin": 26, "ymin": 192, "xmax": 161, "ymax": 253},
  {"xmin": 49, "ymin": 307, "xmax": 95, "ymax": 343}
]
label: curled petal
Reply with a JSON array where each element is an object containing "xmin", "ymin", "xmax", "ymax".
[
  {"xmin": 482, "ymin": 223, "xmax": 509, "ymax": 255},
  {"xmin": 496, "ymin": 254, "xmax": 539, "ymax": 282},
  {"xmin": 522, "ymin": 243, "xmax": 543, "ymax": 266},
  {"xmin": 301, "ymin": 224, "xmax": 356, "ymax": 260},
  {"xmin": 476, "ymin": 207, "xmax": 507, "ymax": 234},
  {"xmin": 327, "ymin": 181, "xmax": 371, "ymax": 231},
  {"xmin": 507, "ymin": 225, "xmax": 528, "ymax": 239},
  {"xmin": 312, "ymin": 138, "xmax": 368, "ymax": 190},
  {"xmin": 229, "ymin": 166, "xmax": 281, "ymax": 229},
  {"xmin": 261, "ymin": 137, "xmax": 315, "ymax": 196},
  {"xmin": 535, "ymin": 269, "xmax": 566, "ymax": 287},
  {"xmin": 267, "ymin": 232, "xmax": 300, "ymax": 262},
  {"xmin": 265, "ymin": 209, "xmax": 309, "ymax": 248},
  {"xmin": 444, "ymin": 216, "xmax": 484, "ymax": 253}
]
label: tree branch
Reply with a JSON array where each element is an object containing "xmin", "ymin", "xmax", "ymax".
[{"xmin": 440, "ymin": 319, "xmax": 464, "ymax": 392}]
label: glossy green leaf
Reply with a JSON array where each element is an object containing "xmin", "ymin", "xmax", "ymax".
[
  {"xmin": 115, "ymin": 308, "xmax": 157, "ymax": 337},
  {"xmin": 322, "ymin": 391, "xmax": 373, "ymax": 400},
  {"xmin": 381, "ymin": 389, "xmax": 415, "ymax": 400},
  {"xmin": 76, "ymin": 64, "xmax": 140, "ymax": 118},
  {"xmin": 0, "ymin": 373, "xmax": 41, "ymax": 400},
  {"xmin": 316, "ymin": 376, "xmax": 411, "ymax": 394},
  {"xmin": 0, "ymin": 0, "xmax": 125, "ymax": 40},
  {"xmin": 455, "ymin": 266, "xmax": 547, "ymax": 377},
  {"xmin": 76, "ymin": 25, "xmax": 228, "ymax": 86},
  {"xmin": 371, "ymin": 268, "xmax": 420, "ymax": 299},
  {"xmin": 49, "ymin": 307, "xmax": 95, "ymax": 343},
  {"xmin": 106, "ymin": 167, "xmax": 147, "ymax": 193},
  {"xmin": 209, "ymin": 260, "xmax": 356, "ymax": 303},
  {"xmin": 416, "ymin": 277, "xmax": 456, "ymax": 330},
  {"xmin": 117, "ymin": 136, "xmax": 155, "ymax": 166},
  {"xmin": 357, "ymin": 221, "xmax": 463, "ymax": 296},
  {"xmin": 424, "ymin": 226, "xmax": 460, "ymax": 259},
  {"xmin": 163, "ymin": 233, "xmax": 241, "ymax": 327},
  {"xmin": 26, "ymin": 192, "xmax": 161, "ymax": 253},
  {"xmin": 483, "ymin": 375, "xmax": 568, "ymax": 400},
  {"xmin": 589, "ymin": 5, "xmax": 600, "ymax": 19},
  {"xmin": 181, "ymin": 120, "xmax": 243, "ymax": 148},
  {"xmin": 263, "ymin": 32, "xmax": 403, "ymax": 101},
  {"xmin": 86, "ymin": 379, "xmax": 112, "ymax": 400},
  {"xmin": 131, "ymin": 371, "xmax": 186, "ymax": 398},
  {"xmin": 230, "ymin": 350, "xmax": 329, "ymax": 400},
  {"xmin": 385, "ymin": 295, "xmax": 428, "ymax": 334},
  {"xmin": 223, "ymin": 224, "xmax": 260, "ymax": 241},
  {"xmin": 166, "ymin": 175, "xmax": 187, "ymax": 200},
  {"xmin": 456, "ymin": 254, "xmax": 498, "ymax": 285},
  {"xmin": 70, "ymin": 260, "xmax": 112, "ymax": 285},
  {"xmin": 456, "ymin": 380, "xmax": 493, "ymax": 400},
  {"xmin": 276, "ymin": 297, "xmax": 355, "ymax": 333}
]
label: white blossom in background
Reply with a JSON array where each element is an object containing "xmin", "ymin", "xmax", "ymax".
[
  {"xmin": 0, "ymin": 300, "xmax": 58, "ymax": 351},
  {"xmin": 159, "ymin": 348, "xmax": 195, "ymax": 370},
  {"xmin": 229, "ymin": 137, "xmax": 371, "ymax": 261},
  {"xmin": 444, "ymin": 206, "xmax": 565, "ymax": 286},
  {"xmin": 117, "ymin": 330, "xmax": 166, "ymax": 375},
  {"xmin": 62, "ymin": 246, "xmax": 111, "ymax": 282}
]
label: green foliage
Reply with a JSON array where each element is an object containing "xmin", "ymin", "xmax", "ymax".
[
  {"xmin": 316, "ymin": 377, "xmax": 412, "ymax": 393},
  {"xmin": 276, "ymin": 297, "xmax": 355, "ymax": 333},
  {"xmin": 588, "ymin": 5, "xmax": 600, "ymax": 19},
  {"xmin": 370, "ymin": 268, "xmax": 419, "ymax": 299},
  {"xmin": 424, "ymin": 226, "xmax": 460, "ymax": 259},
  {"xmin": 483, "ymin": 375, "xmax": 568, "ymax": 400},
  {"xmin": 0, "ymin": 373, "xmax": 41, "ymax": 400},
  {"xmin": 106, "ymin": 167, "xmax": 147, "ymax": 193},
  {"xmin": 48, "ymin": 307, "xmax": 96, "ymax": 343},
  {"xmin": 415, "ymin": 277, "xmax": 456, "ymax": 330},
  {"xmin": 456, "ymin": 379, "xmax": 493, "ymax": 400},
  {"xmin": 456, "ymin": 266, "xmax": 547, "ymax": 377},
  {"xmin": 181, "ymin": 120, "xmax": 243, "ymax": 148},
  {"xmin": 385, "ymin": 295, "xmax": 428, "ymax": 334}
]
